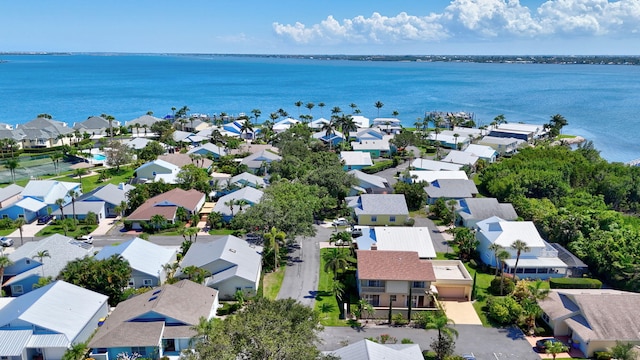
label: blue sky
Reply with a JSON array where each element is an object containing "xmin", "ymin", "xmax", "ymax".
[{"xmin": 1, "ymin": 0, "xmax": 638, "ymax": 55}]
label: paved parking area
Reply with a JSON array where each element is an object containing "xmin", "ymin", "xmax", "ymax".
[{"xmin": 320, "ymin": 325, "xmax": 539, "ymax": 360}]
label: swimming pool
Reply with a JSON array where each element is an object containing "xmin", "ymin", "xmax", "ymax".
[{"xmin": 93, "ymin": 154, "xmax": 106, "ymax": 161}]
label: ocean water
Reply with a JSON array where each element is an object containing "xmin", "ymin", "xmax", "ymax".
[{"xmin": 1, "ymin": 54, "xmax": 639, "ymax": 162}]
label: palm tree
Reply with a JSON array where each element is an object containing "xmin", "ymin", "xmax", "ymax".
[
  {"xmin": 322, "ymin": 248, "xmax": 353, "ymax": 279},
  {"xmin": 0, "ymin": 256, "xmax": 14, "ymax": 295},
  {"xmin": 150, "ymin": 214, "xmax": 166, "ymax": 232},
  {"xmin": 251, "ymin": 108, "xmax": 262, "ymax": 123},
  {"xmin": 105, "ymin": 114, "xmax": 115, "ymax": 140},
  {"xmin": 510, "ymin": 239, "xmax": 531, "ymax": 283},
  {"xmin": 496, "ymin": 249, "xmax": 510, "ymax": 295},
  {"xmin": 74, "ymin": 168, "xmax": 87, "ymax": 192},
  {"xmin": 50, "ymin": 152, "xmax": 63, "ymax": 175},
  {"xmin": 340, "ymin": 114, "xmax": 358, "ymax": 142},
  {"xmin": 294, "ymin": 101, "xmax": 303, "ymax": 117},
  {"xmin": 162, "ymin": 262, "xmax": 181, "ymax": 284},
  {"xmin": 33, "ymin": 250, "xmax": 51, "ymax": 276},
  {"xmin": 5, "ymin": 157, "xmax": 19, "ymax": 183},
  {"xmin": 305, "ymin": 102, "xmax": 314, "ymax": 116},
  {"xmin": 263, "ymin": 227, "xmax": 286, "ymax": 271},
  {"xmin": 61, "ymin": 341, "xmax": 88, "ymax": 360},
  {"xmin": 545, "ymin": 340, "xmax": 568, "ymax": 360},
  {"xmin": 425, "ymin": 312, "xmax": 459, "ymax": 360},
  {"xmin": 349, "ymin": 103, "xmax": 358, "ymax": 114},
  {"xmin": 374, "ymin": 101, "xmax": 384, "ymax": 117},
  {"xmin": 13, "ymin": 218, "xmax": 26, "ymax": 246},
  {"xmin": 453, "ymin": 133, "xmax": 460, "ymax": 150},
  {"xmin": 528, "ymin": 279, "xmax": 550, "ymax": 300},
  {"xmin": 318, "ymin": 102, "xmax": 326, "ymax": 116},
  {"xmin": 321, "ymin": 120, "xmax": 338, "ymax": 150},
  {"xmin": 55, "ymin": 198, "xmax": 66, "ymax": 220},
  {"xmin": 68, "ymin": 190, "xmax": 79, "ymax": 223},
  {"xmin": 357, "ymin": 298, "xmax": 374, "ymax": 320},
  {"xmin": 488, "ymin": 243, "xmax": 504, "ymax": 277},
  {"xmin": 190, "ymin": 316, "xmax": 216, "ymax": 346},
  {"xmin": 240, "ymin": 120, "xmax": 254, "ymax": 140},
  {"xmin": 224, "ymin": 200, "xmax": 235, "ymax": 216}
]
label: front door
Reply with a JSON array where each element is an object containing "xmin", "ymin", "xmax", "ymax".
[{"xmin": 163, "ymin": 338, "xmax": 176, "ymax": 352}]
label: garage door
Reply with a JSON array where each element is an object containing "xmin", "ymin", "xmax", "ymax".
[{"xmin": 436, "ymin": 286, "xmax": 465, "ymax": 299}]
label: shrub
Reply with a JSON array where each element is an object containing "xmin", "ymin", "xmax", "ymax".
[
  {"xmin": 401, "ymin": 338, "xmax": 414, "ymax": 344},
  {"xmin": 0, "ymin": 218, "xmax": 13, "ymax": 230},
  {"xmin": 535, "ymin": 327, "xmax": 547, "ymax": 336},
  {"xmin": 392, "ymin": 313, "xmax": 408, "ymax": 326},
  {"xmin": 487, "ymin": 296, "xmax": 522, "ymax": 325},
  {"xmin": 595, "ymin": 351, "xmax": 613, "ymax": 360},
  {"xmin": 549, "ymin": 277, "xmax": 602, "ymax": 289},
  {"xmin": 468, "ymin": 259, "xmax": 477, "ymax": 269},
  {"xmin": 404, "ymin": 218, "xmax": 415, "ymax": 226},
  {"xmin": 216, "ymin": 302, "xmax": 242, "ymax": 316},
  {"xmin": 489, "ymin": 277, "xmax": 515, "ymax": 295},
  {"xmin": 422, "ymin": 351, "xmax": 437, "ymax": 360},
  {"xmin": 361, "ymin": 160, "xmax": 394, "ymax": 174}
]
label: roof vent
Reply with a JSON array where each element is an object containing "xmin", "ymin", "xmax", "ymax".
[{"xmin": 229, "ymin": 248, "xmax": 237, "ymax": 253}]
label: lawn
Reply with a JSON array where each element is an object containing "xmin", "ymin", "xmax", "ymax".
[
  {"xmin": 76, "ymin": 167, "xmax": 135, "ymax": 193},
  {"xmin": 315, "ymin": 248, "xmax": 350, "ymax": 327},
  {"xmin": 463, "ymin": 262, "xmax": 495, "ymax": 327},
  {"xmin": 0, "ymin": 228, "xmax": 15, "ymax": 236},
  {"xmin": 35, "ymin": 223, "xmax": 97, "ymax": 238},
  {"xmin": 262, "ymin": 267, "xmax": 285, "ymax": 300},
  {"xmin": 208, "ymin": 229, "xmax": 235, "ymax": 236}
]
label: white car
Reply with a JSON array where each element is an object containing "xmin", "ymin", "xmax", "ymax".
[
  {"xmin": 78, "ymin": 235, "xmax": 93, "ymax": 244},
  {"xmin": 332, "ymin": 218, "xmax": 349, "ymax": 226}
]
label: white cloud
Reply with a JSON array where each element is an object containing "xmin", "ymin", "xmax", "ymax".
[{"xmin": 272, "ymin": 0, "xmax": 640, "ymax": 44}]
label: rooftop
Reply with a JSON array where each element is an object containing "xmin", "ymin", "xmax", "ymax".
[{"xmin": 357, "ymin": 250, "xmax": 435, "ymax": 281}]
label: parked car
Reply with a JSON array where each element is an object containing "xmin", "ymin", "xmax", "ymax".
[
  {"xmin": 346, "ymin": 226, "xmax": 364, "ymax": 238},
  {"xmin": 462, "ymin": 354, "xmax": 476, "ymax": 360},
  {"xmin": 535, "ymin": 338, "xmax": 564, "ymax": 352},
  {"xmin": 332, "ymin": 217, "xmax": 349, "ymax": 226},
  {"xmin": 77, "ymin": 235, "xmax": 94, "ymax": 244},
  {"xmin": 0, "ymin": 237, "xmax": 14, "ymax": 247},
  {"xmin": 37, "ymin": 215, "xmax": 53, "ymax": 225}
]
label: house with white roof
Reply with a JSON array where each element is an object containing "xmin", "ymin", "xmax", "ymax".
[
  {"xmin": 353, "ymin": 128, "xmax": 385, "ymax": 142},
  {"xmin": 455, "ymin": 198, "xmax": 518, "ymax": 228},
  {"xmin": 273, "ymin": 118, "xmax": 300, "ymax": 133},
  {"xmin": 213, "ymin": 187, "xmax": 264, "ymax": 222},
  {"xmin": 372, "ymin": 118, "xmax": 402, "ymax": 134},
  {"xmin": 94, "ymin": 237, "xmax": 177, "ymax": 288},
  {"xmin": 134, "ymin": 159, "xmax": 181, "ymax": 183},
  {"xmin": 340, "ymin": 151, "xmax": 373, "ymax": 171},
  {"xmin": 52, "ymin": 200, "xmax": 105, "ymax": 221},
  {"xmin": 312, "ymin": 130, "xmax": 344, "ymax": 148},
  {"xmin": 2, "ymin": 234, "xmax": 93, "ymax": 296},
  {"xmin": 478, "ymin": 136, "xmax": 524, "ymax": 155},
  {"xmin": 464, "ymin": 144, "xmax": 498, "ymax": 163},
  {"xmin": 351, "ymin": 115, "xmax": 370, "ymax": 128},
  {"xmin": 411, "ymin": 158, "xmax": 463, "ymax": 171},
  {"xmin": 351, "ymin": 139, "xmax": 395, "ymax": 158},
  {"xmin": 442, "ymin": 150, "xmax": 479, "ymax": 167},
  {"xmin": 497, "ymin": 123, "xmax": 547, "ymax": 139},
  {"xmin": 0, "ymin": 280, "xmax": 108, "ymax": 360},
  {"xmin": 347, "ymin": 194, "xmax": 409, "ymax": 226},
  {"xmin": 0, "ymin": 180, "xmax": 81, "ymax": 222},
  {"xmin": 475, "ymin": 216, "xmax": 568, "ymax": 279},
  {"xmin": 372, "ymin": 227, "xmax": 436, "ymax": 259},
  {"xmin": 405, "ymin": 170, "xmax": 468, "ymax": 184},
  {"xmin": 124, "ymin": 137, "xmax": 168, "ymax": 152},
  {"xmin": 428, "ymin": 132, "xmax": 470, "ymax": 150},
  {"xmin": 187, "ymin": 142, "xmax": 227, "ymax": 159},
  {"xmin": 223, "ymin": 119, "xmax": 255, "ymax": 139},
  {"xmin": 323, "ymin": 339, "xmax": 423, "ymax": 360},
  {"xmin": 88, "ymin": 280, "xmax": 218, "ymax": 360},
  {"xmin": 308, "ymin": 117, "xmax": 330, "ymax": 131},
  {"xmin": 347, "ymin": 170, "xmax": 391, "ymax": 195},
  {"xmin": 178, "ymin": 235, "xmax": 262, "ymax": 299},
  {"xmin": 172, "ymin": 130, "xmax": 207, "ymax": 146},
  {"xmin": 0, "ymin": 184, "xmax": 24, "ymax": 209}
]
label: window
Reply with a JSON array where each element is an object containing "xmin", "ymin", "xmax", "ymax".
[
  {"xmin": 412, "ymin": 281, "xmax": 425, "ymax": 289},
  {"xmin": 236, "ymin": 287, "xmax": 242, "ymax": 292},
  {"xmin": 142, "ymin": 279, "xmax": 153, "ymax": 286},
  {"xmin": 131, "ymin": 347, "xmax": 146, "ymax": 356},
  {"xmin": 366, "ymin": 280, "xmax": 383, "ymax": 287},
  {"xmin": 371, "ymin": 216, "xmax": 377, "ymax": 222},
  {"xmin": 524, "ymin": 268, "xmax": 537, "ymax": 274},
  {"xmin": 364, "ymin": 294, "xmax": 379, "ymax": 306},
  {"xmin": 389, "ymin": 216, "xmax": 396, "ymax": 222},
  {"xmin": 389, "ymin": 295, "xmax": 397, "ymax": 302},
  {"xmin": 128, "ymin": 278, "xmax": 135, "ymax": 287},
  {"xmin": 542, "ymin": 313, "xmax": 550, "ymax": 323},
  {"xmin": 12, "ymin": 285, "xmax": 23, "ymax": 295}
]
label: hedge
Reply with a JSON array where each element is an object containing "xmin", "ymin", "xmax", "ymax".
[
  {"xmin": 361, "ymin": 160, "xmax": 394, "ymax": 174},
  {"xmin": 549, "ymin": 277, "xmax": 602, "ymax": 289}
]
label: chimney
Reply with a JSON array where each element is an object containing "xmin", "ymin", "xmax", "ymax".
[
  {"xmin": 118, "ymin": 183, "xmax": 125, "ymax": 190},
  {"xmin": 371, "ymin": 243, "xmax": 377, "ymax": 251}
]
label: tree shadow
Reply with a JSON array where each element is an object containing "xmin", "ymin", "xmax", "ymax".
[
  {"xmin": 498, "ymin": 326, "xmax": 527, "ymax": 341},
  {"xmin": 306, "ymin": 290, "xmax": 332, "ymax": 300},
  {"xmin": 320, "ymin": 302, "xmax": 335, "ymax": 314}
]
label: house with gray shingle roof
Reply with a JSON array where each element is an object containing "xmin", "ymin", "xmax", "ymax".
[
  {"xmin": 15, "ymin": 117, "xmax": 75, "ymax": 149},
  {"xmin": 347, "ymin": 193, "xmax": 409, "ymax": 226},
  {"xmin": 0, "ymin": 184, "xmax": 24, "ymax": 208},
  {"xmin": 88, "ymin": 280, "xmax": 218, "ymax": 359},
  {"xmin": 455, "ymin": 197, "xmax": 517, "ymax": 228},
  {"xmin": 73, "ymin": 116, "xmax": 120, "ymax": 137},
  {"xmin": 52, "ymin": 200, "xmax": 105, "ymax": 221},
  {"xmin": 78, "ymin": 182, "xmax": 135, "ymax": 217},
  {"xmin": 442, "ymin": 150, "xmax": 479, "ymax": 167},
  {"xmin": 94, "ymin": 238, "xmax": 177, "ymax": 288},
  {"xmin": 2, "ymin": 234, "xmax": 93, "ymax": 296},
  {"xmin": 323, "ymin": 339, "xmax": 424, "ymax": 360},
  {"xmin": 240, "ymin": 149, "xmax": 282, "ymax": 173},
  {"xmin": 187, "ymin": 142, "xmax": 227, "ymax": 159},
  {"xmin": 124, "ymin": 114, "xmax": 164, "ymax": 129},
  {"xmin": 539, "ymin": 289, "xmax": 640, "ymax": 357},
  {"xmin": 213, "ymin": 187, "xmax": 264, "ymax": 222},
  {"xmin": 347, "ymin": 169, "xmax": 391, "ymax": 195},
  {"xmin": 424, "ymin": 179, "xmax": 478, "ymax": 205},
  {"xmin": 0, "ymin": 281, "xmax": 109, "ymax": 360},
  {"xmin": 178, "ymin": 235, "xmax": 262, "ymax": 299}
]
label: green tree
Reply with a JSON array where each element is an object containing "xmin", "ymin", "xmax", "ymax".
[
  {"xmin": 510, "ymin": 239, "xmax": 531, "ymax": 283},
  {"xmin": 85, "ymin": 211, "xmax": 98, "ymax": 226},
  {"xmin": 0, "ymin": 256, "xmax": 14, "ymax": 295},
  {"xmin": 263, "ymin": 227, "xmax": 286, "ymax": 271},
  {"xmin": 322, "ymin": 248, "xmax": 354, "ymax": 279},
  {"xmin": 33, "ymin": 250, "xmax": 51, "ymax": 276},
  {"xmin": 104, "ymin": 140, "xmax": 132, "ymax": 171},
  {"xmin": 5, "ymin": 157, "xmax": 19, "ymax": 183},
  {"xmin": 62, "ymin": 341, "xmax": 87, "ymax": 360},
  {"xmin": 374, "ymin": 101, "xmax": 384, "ymax": 117},
  {"xmin": 393, "ymin": 181, "xmax": 427, "ymax": 211},
  {"xmin": 177, "ymin": 164, "xmax": 210, "ymax": 194},
  {"xmin": 13, "ymin": 218, "xmax": 26, "ymax": 246},
  {"xmin": 68, "ymin": 189, "xmax": 79, "ymax": 223},
  {"xmin": 32, "ymin": 276, "xmax": 53, "ymax": 289},
  {"xmin": 187, "ymin": 298, "xmax": 325, "ymax": 360},
  {"xmin": 59, "ymin": 255, "xmax": 131, "ymax": 306},
  {"xmin": 55, "ymin": 198, "xmax": 66, "ymax": 220},
  {"xmin": 610, "ymin": 341, "xmax": 636, "ymax": 360},
  {"xmin": 426, "ymin": 312, "xmax": 459, "ymax": 360},
  {"xmin": 496, "ymin": 249, "xmax": 511, "ymax": 295},
  {"xmin": 150, "ymin": 214, "xmax": 167, "ymax": 232},
  {"xmin": 138, "ymin": 141, "xmax": 166, "ymax": 161},
  {"xmin": 190, "ymin": 316, "xmax": 219, "ymax": 346},
  {"xmin": 545, "ymin": 340, "xmax": 568, "ymax": 360},
  {"xmin": 488, "ymin": 243, "xmax": 504, "ymax": 277},
  {"xmin": 450, "ymin": 227, "xmax": 478, "ymax": 261}
]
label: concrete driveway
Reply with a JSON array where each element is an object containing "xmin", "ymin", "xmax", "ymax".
[
  {"xmin": 277, "ymin": 224, "xmax": 334, "ymax": 307},
  {"xmin": 441, "ymin": 300, "xmax": 483, "ymax": 325},
  {"xmin": 320, "ymin": 325, "xmax": 539, "ymax": 360}
]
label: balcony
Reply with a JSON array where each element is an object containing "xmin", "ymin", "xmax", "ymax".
[{"xmin": 361, "ymin": 286, "xmax": 385, "ymax": 293}]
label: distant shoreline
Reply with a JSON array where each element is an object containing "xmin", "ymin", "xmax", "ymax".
[{"xmin": 1, "ymin": 52, "xmax": 640, "ymax": 65}]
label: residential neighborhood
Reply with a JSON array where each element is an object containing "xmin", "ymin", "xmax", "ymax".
[{"xmin": 1, "ymin": 111, "xmax": 637, "ymax": 360}]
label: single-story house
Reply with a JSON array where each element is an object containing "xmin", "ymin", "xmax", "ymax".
[
  {"xmin": 464, "ymin": 144, "xmax": 498, "ymax": 163},
  {"xmin": 2, "ymin": 234, "xmax": 93, "ymax": 296},
  {"xmin": 124, "ymin": 114, "xmax": 165, "ymax": 133},
  {"xmin": 240, "ymin": 149, "xmax": 282, "ymax": 173},
  {"xmin": 308, "ymin": 118, "xmax": 330, "ymax": 131},
  {"xmin": 223, "ymin": 119, "xmax": 256, "ymax": 139},
  {"xmin": 89, "ymin": 280, "xmax": 219, "ymax": 360},
  {"xmin": 357, "ymin": 250, "xmax": 436, "ymax": 316},
  {"xmin": 405, "ymin": 170, "xmax": 468, "ymax": 184},
  {"xmin": 134, "ymin": 159, "xmax": 181, "ymax": 183},
  {"xmin": 0, "ymin": 184, "xmax": 23, "ymax": 209},
  {"xmin": 228, "ymin": 172, "xmax": 267, "ymax": 189},
  {"xmin": 323, "ymin": 339, "xmax": 423, "ymax": 360},
  {"xmin": 184, "ymin": 118, "xmax": 212, "ymax": 133},
  {"xmin": 347, "ymin": 194, "xmax": 409, "ymax": 226},
  {"xmin": 353, "ymin": 128, "xmax": 384, "ymax": 142},
  {"xmin": 94, "ymin": 237, "xmax": 177, "ymax": 288},
  {"xmin": 497, "ymin": 123, "xmax": 547, "ymax": 139},
  {"xmin": 178, "ymin": 235, "xmax": 262, "ymax": 299},
  {"xmin": 78, "ymin": 183, "xmax": 135, "ymax": 218},
  {"xmin": 347, "ymin": 170, "xmax": 391, "ymax": 195},
  {"xmin": 127, "ymin": 188, "xmax": 205, "ymax": 229},
  {"xmin": 158, "ymin": 153, "xmax": 213, "ymax": 171},
  {"xmin": 0, "ymin": 180, "xmax": 81, "ymax": 222},
  {"xmin": 369, "ymin": 227, "xmax": 436, "ymax": 259},
  {"xmin": 124, "ymin": 137, "xmax": 168, "ymax": 152},
  {"xmin": 273, "ymin": 118, "xmax": 300, "ymax": 133},
  {"xmin": 351, "ymin": 139, "xmax": 395, "ymax": 158},
  {"xmin": 455, "ymin": 198, "xmax": 518, "ymax": 228},
  {"xmin": 442, "ymin": 150, "xmax": 479, "ymax": 167},
  {"xmin": 539, "ymin": 289, "xmax": 640, "ymax": 357},
  {"xmin": 427, "ymin": 133, "xmax": 470, "ymax": 150},
  {"xmin": 213, "ymin": 187, "xmax": 264, "ymax": 222},
  {"xmin": 352, "ymin": 115, "xmax": 370, "ymax": 129},
  {"xmin": 477, "ymin": 136, "xmax": 523, "ymax": 156},
  {"xmin": 489, "ymin": 127, "xmax": 534, "ymax": 142},
  {"xmin": 425, "ymin": 179, "xmax": 479, "ymax": 205},
  {"xmin": 187, "ymin": 142, "xmax": 227, "ymax": 159},
  {"xmin": 475, "ymin": 216, "xmax": 568, "ymax": 279},
  {"xmin": 372, "ymin": 118, "xmax": 402, "ymax": 134},
  {"xmin": 52, "ymin": 200, "xmax": 105, "ymax": 221},
  {"xmin": 411, "ymin": 158, "xmax": 463, "ymax": 171},
  {"xmin": 0, "ymin": 281, "xmax": 109, "ymax": 360},
  {"xmin": 312, "ymin": 130, "xmax": 344, "ymax": 148},
  {"xmin": 340, "ymin": 151, "xmax": 373, "ymax": 171}
]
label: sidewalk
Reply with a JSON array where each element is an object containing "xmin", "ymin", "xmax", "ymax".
[{"xmin": 90, "ymin": 216, "xmax": 120, "ymax": 236}]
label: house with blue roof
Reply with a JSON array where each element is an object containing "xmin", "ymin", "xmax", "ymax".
[
  {"xmin": 312, "ymin": 130, "xmax": 344, "ymax": 148},
  {"xmin": 0, "ymin": 180, "xmax": 80, "ymax": 222},
  {"xmin": 0, "ymin": 281, "xmax": 108, "ymax": 360},
  {"xmin": 94, "ymin": 238, "xmax": 177, "ymax": 288},
  {"xmin": 223, "ymin": 119, "xmax": 255, "ymax": 139},
  {"xmin": 178, "ymin": 235, "xmax": 262, "ymax": 299},
  {"xmin": 2, "ymin": 234, "xmax": 92, "ymax": 296}
]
